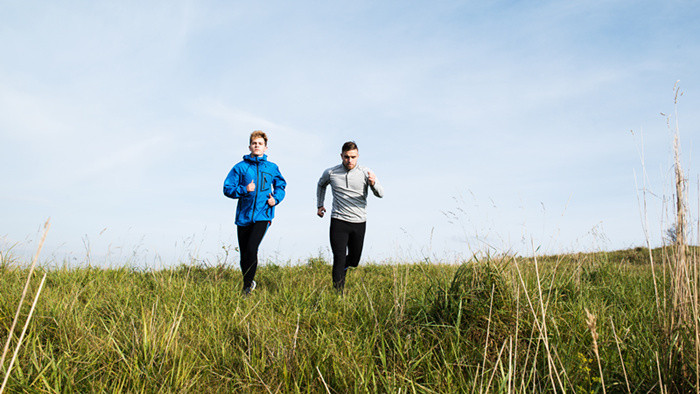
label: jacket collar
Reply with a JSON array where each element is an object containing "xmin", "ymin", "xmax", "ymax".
[{"xmin": 244, "ymin": 154, "xmax": 268, "ymax": 163}]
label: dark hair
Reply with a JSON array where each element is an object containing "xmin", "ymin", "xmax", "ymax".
[{"xmin": 341, "ymin": 141, "xmax": 358, "ymax": 153}]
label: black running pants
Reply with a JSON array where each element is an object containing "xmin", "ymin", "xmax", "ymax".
[
  {"xmin": 237, "ymin": 221, "xmax": 269, "ymax": 289},
  {"xmin": 329, "ymin": 218, "xmax": 366, "ymax": 290}
]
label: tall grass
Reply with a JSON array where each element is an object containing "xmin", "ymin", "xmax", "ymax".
[
  {"xmin": 0, "ymin": 248, "xmax": 690, "ymax": 392},
  {"xmin": 663, "ymin": 82, "xmax": 698, "ymax": 392},
  {"xmin": 629, "ymin": 82, "xmax": 700, "ymax": 392},
  {"xmin": 1, "ymin": 219, "xmax": 50, "ymax": 394}
]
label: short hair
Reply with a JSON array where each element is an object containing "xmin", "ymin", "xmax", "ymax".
[
  {"xmin": 249, "ymin": 130, "xmax": 268, "ymax": 145},
  {"xmin": 341, "ymin": 141, "xmax": 358, "ymax": 153}
]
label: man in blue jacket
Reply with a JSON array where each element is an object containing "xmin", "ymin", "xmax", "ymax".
[{"xmin": 223, "ymin": 130, "xmax": 286, "ymax": 295}]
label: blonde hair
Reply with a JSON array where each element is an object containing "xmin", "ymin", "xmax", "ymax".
[{"xmin": 249, "ymin": 130, "xmax": 268, "ymax": 145}]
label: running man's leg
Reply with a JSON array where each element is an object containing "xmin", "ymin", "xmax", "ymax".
[
  {"xmin": 345, "ymin": 221, "xmax": 366, "ymax": 268},
  {"xmin": 329, "ymin": 218, "xmax": 350, "ymax": 290},
  {"xmin": 237, "ymin": 221, "xmax": 270, "ymax": 290}
]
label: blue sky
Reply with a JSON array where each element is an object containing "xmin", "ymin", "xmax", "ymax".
[{"xmin": 2, "ymin": 1, "xmax": 699, "ymax": 267}]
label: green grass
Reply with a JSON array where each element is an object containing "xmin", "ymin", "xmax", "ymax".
[{"xmin": 0, "ymin": 248, "xmax": 696, "ymax": 392}]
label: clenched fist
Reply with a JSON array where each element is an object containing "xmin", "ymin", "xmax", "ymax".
[{"xmin": 367, "ymin": 171, "xmax": 376, "ymax": 186}]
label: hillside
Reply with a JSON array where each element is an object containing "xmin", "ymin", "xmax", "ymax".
[{"xmin": 0, "ymin": 247, "xmax": 696, "ymax": 392}]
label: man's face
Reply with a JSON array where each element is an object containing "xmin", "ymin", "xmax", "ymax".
[
  {"xmin": 249, "ymin": 137, "xmax": 267, "ymax": 157},
  {"xmin": 341, "ymin": 149, "xmax": 358, "ymax": 170}
]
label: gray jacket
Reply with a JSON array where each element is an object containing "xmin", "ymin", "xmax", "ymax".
[{"xmin": 317, "ymin": 164, "xmax": 384, "ymax": 223}]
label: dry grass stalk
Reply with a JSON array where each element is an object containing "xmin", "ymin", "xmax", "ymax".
[
  {"xmin": 292, "ymin": 313, "xmax": 300, "ymax": 351},
  {"xmin": 585, "ymin": 308, "xmax": 606, "ymax": 394},
  {"xmin": 695, "ymin": 177, "xmax": 700, "ymax": 391},
  {"xmin": 512, "ymin": 254, "xmax": 565, "ymax": 392},
  {"xmin": 532, "ymin": 253, "xmax": 566, "ymax": 392},
  {"xmin": 0, "ymin": 219, "xmax": 50, "ymax": 371},
  {"xmin": 655, "ymin": 352, "xmax": 667, "ymax": 394},
  {"xmin": 632, "ymin": 135, "xmax": 662, "ymax": 317},
  {"xmin": 507, "ymin": 336, "xmax": 513, "ymax": 393},
  {"xmin": 609, "ymin": 317, "xmax": 631, "ymax": 393},
  {"xmin": 316, "ymin": 366, "xmax": 331, "ymax": 394},
  {"xmin": 1, "ymin": 272, "xmax": 48, "ymax": 394},
  {"xmin": 485, "ymin": 339, "xmax": 508, "ymax": 391},
  {"xmin": 671, "ymin": 127, "xmax": 691, "ymax": 328},
  {"xmin": 243, "ymin": 357, "xmax": 272, "ymax": 394},
  {"xmin": 478, "ymin": 284, "xmax": 495, "ymax": 391},
  {"xmin": 667, "ymin": 83, "xmax": 696, "ymax": 387}
]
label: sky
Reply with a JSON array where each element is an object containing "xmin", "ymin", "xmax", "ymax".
[{"xmin": 2, "ymin": 0, "xmax": 700, "ymax": 268}]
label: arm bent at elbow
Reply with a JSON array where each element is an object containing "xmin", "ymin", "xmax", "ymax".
[
  {"xmin": 270, "ymin": 167, "xmax": 287, "ymax": 205},
  {"xmin": 367, "ymin": 170, "xmax": 384, "ymax": 198},
  {"xmin": 223, "ymin": 167, "xmax": 249, "ymax": 199}
]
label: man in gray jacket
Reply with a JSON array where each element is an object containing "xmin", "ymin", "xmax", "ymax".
[{"xmin": 317, "ymin": 141, "xmax": 384, "ymax": 293}]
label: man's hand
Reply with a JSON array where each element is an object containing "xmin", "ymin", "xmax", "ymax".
[
  {"xmin": 317, "ymin": 206, "xmax": 326, "ymax": 217},
  {"xmin": 267, "ymin": 193, "xmax": 275, "ymax": 207},
  {"xmin": 367, "ymin": 171, "xmax": 376, "ymax": 186},
  {"xmin": 247, "ymin": 180, "xmax": 256, "ymax": 192}
]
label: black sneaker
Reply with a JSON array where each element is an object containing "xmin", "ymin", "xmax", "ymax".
[{"xmin": 243, "ymin": 280, "xmax": 257, "ymax": 295}]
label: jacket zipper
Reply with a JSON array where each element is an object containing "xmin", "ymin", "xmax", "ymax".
[{"xmin": 252, "ymin": 162, "xmax": 259, "ymax": 223}]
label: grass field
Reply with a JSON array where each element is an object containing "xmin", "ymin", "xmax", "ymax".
[{"xmin": 0, "ymin": 247, "xmax": 697, "ymax": 392}]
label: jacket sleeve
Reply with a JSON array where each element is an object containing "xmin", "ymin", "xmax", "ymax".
[
  {"xmin": 316, "ymin": 168, "xmax": 331, "ymax": 208},
  {"xmin": 366, "ymin": 167, "xmax": 384, "ymax": 198},
  {"xmin": 271, "ymin": 165, "xmax": 287, "ymax": 205},
  {"xmin": 223, "ymin": 165, "xmax": 248, "ymax": 199}
]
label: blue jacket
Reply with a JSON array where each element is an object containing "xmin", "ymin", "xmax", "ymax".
[{"xmin": 223, "ymin": 154, "xmax": 286, "ymax": 226}]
